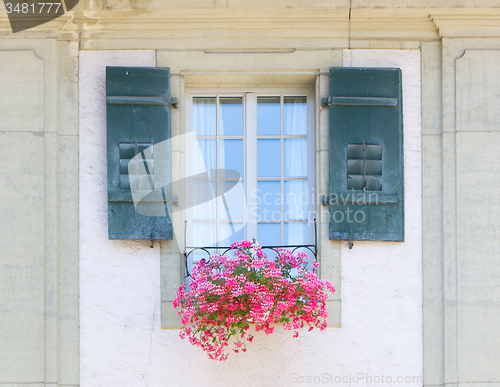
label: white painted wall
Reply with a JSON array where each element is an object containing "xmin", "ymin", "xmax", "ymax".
[{"xmin": 80, "ymin": 50, "xmax": 422, "ymax": 387}]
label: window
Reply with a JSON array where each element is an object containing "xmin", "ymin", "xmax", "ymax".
[{"xmin": 185, "ymin": 90, "xmax": 315, "ymax": 261}]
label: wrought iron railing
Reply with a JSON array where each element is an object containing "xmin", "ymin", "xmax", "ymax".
[{"xmin": 184, "ymin": 220, "xmax": 317, "ymax": 278}]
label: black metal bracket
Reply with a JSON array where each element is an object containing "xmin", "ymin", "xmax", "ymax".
[{"xmin": 348, "ymin": 234, "xmax": 354, "ymax": 250}]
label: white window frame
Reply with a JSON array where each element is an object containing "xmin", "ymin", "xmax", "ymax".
[{"xmin": 185, "ymin": 88, "xmax": 316, "ymax": 249}]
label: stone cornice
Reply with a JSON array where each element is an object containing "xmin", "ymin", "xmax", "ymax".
[
  {"xmin": 0, "ymin": 7, "xmax": 500, "ymax": 42},
  {"xmin": 431, "ymin": 13, "xmax": 500, "ymax": 37}
]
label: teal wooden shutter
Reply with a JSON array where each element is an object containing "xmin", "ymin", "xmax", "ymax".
[
  {"xmin": 325, "ymin": 67, "xmax": 404, "ymax": 242},
  {"xmin": 106, "ymin": 66, "xmax": 173, "ymax": 240}
]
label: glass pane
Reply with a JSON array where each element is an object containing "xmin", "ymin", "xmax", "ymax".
[
  {"xmin": 185, "ymin": 250, "xmax": 205, "ymax": 290},
  {"xmin": 284, "ymin": 96, "xmax": 307, "ymax": 135},
  {"xmin": 257, "ymin": 139, "xmax": 281, "ymax": 177},
  {"xmin": 192, "ymin": 222, "xmax": 216, "ymax": 247},
  {"xmin": 188, "ymin": 250, "xmax": 209, "ymax": 266},
  {"xmin": 284, "ymin": 138, "xmax": 307, "ymax": 177},
  {"xmin": 257, "ymin": 222, "xmax": 281, "ymax": 246},
  {"xmin": 219, "ymin": 180, "xmax": 244, "ymax": 220},
  {"xmin": 193, "ymin": 97, "xmax": 216, "ymax": 136},
  {"xmin": 219, "ymin": 97, "xmax": 243, "ymax": 136},
  {"xmin": 284, "ymin": 223, "xmax": 312, "ymax": 271},
  {"xmin": 257, "ymin": 96, "xmax": 280, "ymax": 135},
  {"xmin": 262, "ymin": 248, "xmax": 279, "ymax": 261},
  {"xmin": 257, "ymin": 181, "xmax": 281, "ymax": 221},
  {"xmin": 219, "ymin": 139, "xmax": 243, "ymax": 178},
  {"xmin": 284, "ymin": 222, "xmax": 307, "ymax": 245},
  {"xmin": 284, "ymin": 180, "xmax": 308, "ymax": 220},
  {"xmin": 192, "ymin": 180, "xmax": 216, "ymax": 220},
  {"xmin": 192, "ymin": 138, "xmax": 216, "ymax": 177},
  {"xmin": 219, "ymin": 223, "xmax": 244, "ymax": 247},
  {"xmin": 289, "ymin": 246, "xmax": 313, "ymax": 274}
]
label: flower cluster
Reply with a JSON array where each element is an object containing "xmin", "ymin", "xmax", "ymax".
[{"xmin": 174, "ymin": 240, "xmax": 336, "ymax": 361}]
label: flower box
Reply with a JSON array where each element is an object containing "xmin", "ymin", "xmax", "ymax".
[{"xmin": 174, "ymin": 240, "xmax": 335, "ymax": 361}]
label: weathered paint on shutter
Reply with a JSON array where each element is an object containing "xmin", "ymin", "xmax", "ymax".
[
  {"xmin": 106, "ymin": 66, "xmax": 173, "ymax": 240},
  {"xmin": 327, "ymin": 67, "xmax": 404, "ymax": 242}
]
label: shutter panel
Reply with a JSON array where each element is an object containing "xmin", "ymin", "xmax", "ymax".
[
  {"xmin": 326, "ymin": 67, "xmax": 404, "ymax": 242},
  {"xmin": 106, "ymin": 66, "xmax": 173, "ymax": 240}
]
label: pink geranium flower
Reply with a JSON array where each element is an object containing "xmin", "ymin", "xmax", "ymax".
[{"xmin": 174, "ymin": 241, "xmax": 336, "ymax": 361}]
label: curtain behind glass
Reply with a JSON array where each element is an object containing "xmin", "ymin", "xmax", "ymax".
[
  {"xmin": 284, "ymin": 97, "xmax": 307, "ymax": 177},
  {"xmin": 284, "ymin": 96, "xmax": 307, "ymax": 135},
  {"xmin": 192, "ymin": 98, "xmax": 217, "ymax": 238},
  {"xmin": 193, "ymin": 97, "xmax": 216, "ymax": 136}
]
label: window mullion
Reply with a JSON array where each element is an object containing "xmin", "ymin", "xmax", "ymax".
[
  {"xmin": 245, "ymin": 93, "xmax": 258, "ymax": 241},
  {"xmin": 307, "ymin": 90, "xmax": 316, "ymax": 247},
  {"xmin": 280, "ymin": 94, "xmax": 284, "ymax": 246},
  {"xmin": 215, "ymin": 95, "xmax": 220, "ymax": 246},
  {"xmin": 185, "ymin": 99, "xmax": 194, "ymax": 248}
]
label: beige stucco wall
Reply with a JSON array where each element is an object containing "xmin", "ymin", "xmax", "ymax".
[
  {"xmin": 2, "ymin": 1, "xmax": 500, "ymax": 386},
  {"xmin": 0, "ymin": 39, "xmax": 79, "ymax": 386},
  {"xmin": 78, "ymin": 47, "xmax": 423, "ymax": 387}
]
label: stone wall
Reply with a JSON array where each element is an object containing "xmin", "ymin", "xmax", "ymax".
[{"xmin": 1, "ymin": 1, "xmax": 500, "ymax": 386}]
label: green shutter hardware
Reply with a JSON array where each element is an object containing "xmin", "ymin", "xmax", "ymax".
[
  {"xmin": 323, "ymin": 67, "xmax": 404, "ymax": 242},
  {"xmin": 106, "ymin": 66, "xmax": 174, "ymax": 240}
]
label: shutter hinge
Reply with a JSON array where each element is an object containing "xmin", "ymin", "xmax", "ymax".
[
  {"xmin": 106, "ymin": 95, "xmax": 179, "ymax": 108},
  {"xmin": 321, "ymin": 96, "xmax": 398, "ymax": 108}
]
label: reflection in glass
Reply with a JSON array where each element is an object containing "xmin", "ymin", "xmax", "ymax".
[
  {"xmin": 190, "ymin": 250, "xmax": 210, "ymax": 264},
  {"xmin": 257, "ymin": 96, "xmax": 281, "ymax": 135},
  {"xmin": 192, "ymin": 180, "xmax": 216, "ymax": 220},
  {"xmin": 257, "ymin": 139, "xmax": 281, "ymax": 177},
  {"xmin": 284, "ymin": 222, "xmax": 307, "ymax": 245},
  {"xmin": 189, "ymin": 94, "xmax": 313, "ymax": 265},
  {"xmin": 284, "ymin": 138, "xmax": 307, "ymax": 177},
  {"xmin": 220, "ymin": 223, "xmax": 244, "ymax": 247},
  {"xmin": 193, "ymin": 138, "xmax": 216, "ymax": 177},
  {"xmin": 219, "ymin": 180, "xmax": 244, "ymax": 220},
  {"xmin": 193, "ymin": 97, "xmax": 216, "ymax": 136},
  {"xmin": 219, "ymin": 139, "xmax": 243, "ymax": 177},
  {"xmin": 257, "ymin": 181, "xmax": 281, "ymax": 220},
  {"xmin": 257, "ymin": 222, "xmax": 281, "ymax": 246},
  {"xmin": 284, "ymin": 96, "xmax": 307, "ymax": 135},
  {"xmin": 220, "ymin": 97, "xmax": 243, "ymax": 136},
  {"xmin": 193, "ymin": 222, "xmax": 216, "ymax": 247},
  {"xmin": 284, "ymin": 180, "xmax": 308, "ymax": 220}
]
